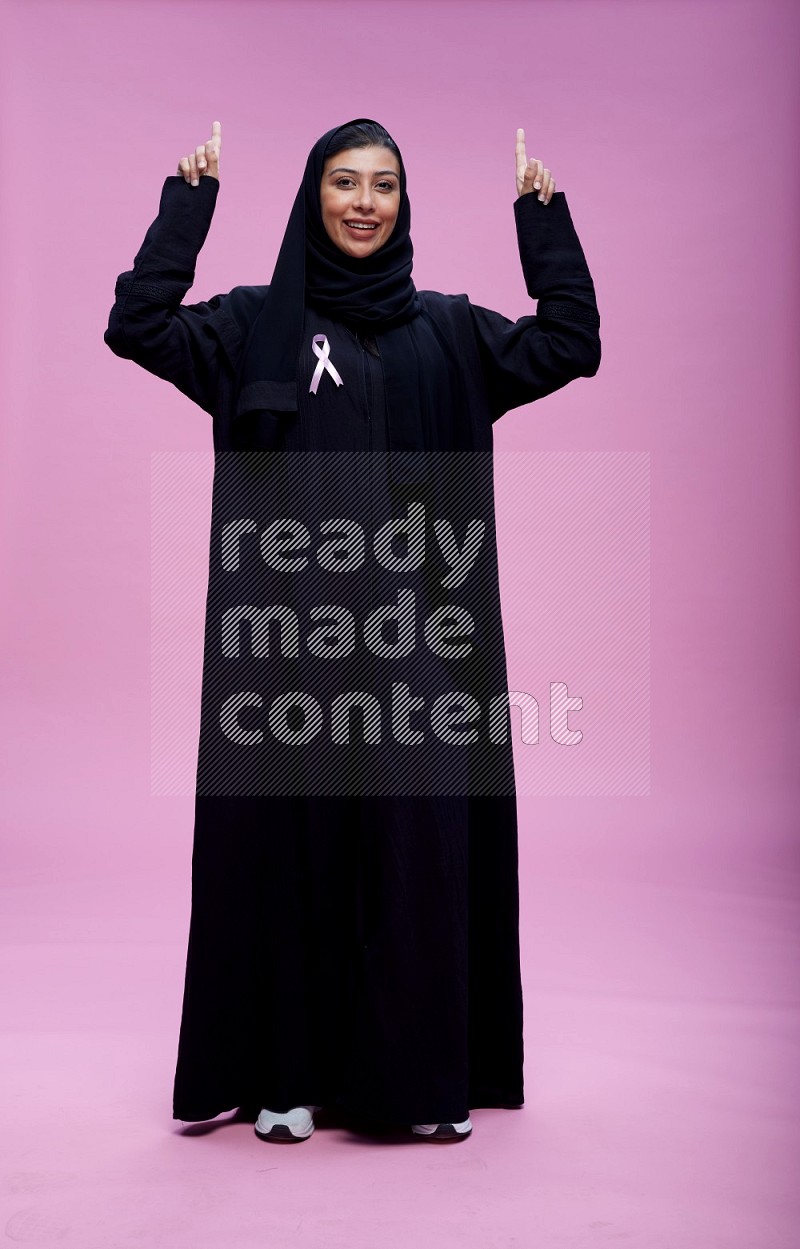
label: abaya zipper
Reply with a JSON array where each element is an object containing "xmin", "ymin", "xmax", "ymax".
[
  {"xmin": 361, "ymin": 338, "xmax": 375, "ymax": 615},
  {"xmin": 346, "ymin": 324, "xmax": 376, "ymax": 615}
]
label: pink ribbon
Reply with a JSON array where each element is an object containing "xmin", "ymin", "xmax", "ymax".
[{"xmin": 308, "ymin": 334, "xmax": 344, "ymax": 395}]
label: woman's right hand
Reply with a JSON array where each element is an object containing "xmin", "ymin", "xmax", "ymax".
[{"xmin": 177, "ymin": 121, "xmax": 221, "ymax": 186}]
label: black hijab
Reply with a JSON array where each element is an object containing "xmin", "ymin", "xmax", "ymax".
[
  {"xmin": 304, "ymin": 119, "xmax": 420, "ymax": 328},
  {"xmin": 231, "ymin": 117, "xmax": 454, "ymax": 480}
]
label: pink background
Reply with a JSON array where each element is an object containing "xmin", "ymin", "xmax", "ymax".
[{"xmin": 1, "ymin": 0, "xmax": 798, "ymax": 1245}]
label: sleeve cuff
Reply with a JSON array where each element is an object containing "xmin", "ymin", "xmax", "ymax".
[{"xmin": 513, "ymin": 188, "xmax": 568, "ymax": 216}]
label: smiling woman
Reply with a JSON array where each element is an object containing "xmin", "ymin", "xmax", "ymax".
[
  {"xmin": 104, "ymin": 115, "xmax": 601, "ymax": 1145},
  {"xmin": 320, "ymin": 130, "xmax": 401, "ymax": 258}
]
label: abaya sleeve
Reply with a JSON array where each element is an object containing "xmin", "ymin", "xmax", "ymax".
[
  {"xmin": 467, "ymin": 190, "xmax": 602, "ymax": 422},
  {"xmin": 103, "ymin": 176, "xmax": 243, "ymax": 415}
]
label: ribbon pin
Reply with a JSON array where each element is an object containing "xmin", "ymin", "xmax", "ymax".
[{"xmin": 309, "ymin": 334, "xmax": 344, "ymax": 395}]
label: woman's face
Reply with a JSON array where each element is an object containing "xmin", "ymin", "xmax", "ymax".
[{"xmin": 320, "ymin": 145, "xmax": 401, "ymax": 258}]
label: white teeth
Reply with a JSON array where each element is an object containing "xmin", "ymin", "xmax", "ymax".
[{"xmin": 346, "ymin": 222, "xmax": 377, "ymax": 230}]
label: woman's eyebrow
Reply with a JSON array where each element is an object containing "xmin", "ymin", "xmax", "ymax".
[{"xmin": 326, "ymin": 166, "xmax": 399, "ymax": 177}]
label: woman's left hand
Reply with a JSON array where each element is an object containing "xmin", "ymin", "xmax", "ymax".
[{"xmin": 516, "ymin": 128, "xmax": 556, "ymax": 203}]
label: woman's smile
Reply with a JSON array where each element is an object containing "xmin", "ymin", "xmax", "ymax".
[{"xmin": 320, "ymin": 145, "xmax": 401, "ymax": 257}]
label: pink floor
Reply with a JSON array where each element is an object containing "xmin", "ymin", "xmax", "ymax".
[{"xmin": 2, "ymin": 787, "xmax": 797, "ymax": 1248}]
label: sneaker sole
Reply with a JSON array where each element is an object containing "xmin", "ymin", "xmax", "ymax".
[
  {"xmin": 411, "ymin": 1123, "xmax": 472, "ymax": 1141},
  {"xmin": 254, "ymin": 1123, "xmax": 315, "ymax": 1142}
]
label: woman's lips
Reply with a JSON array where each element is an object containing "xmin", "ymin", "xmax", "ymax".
[{"xmin": 345, "ymin": 221, "xmax": 379, "ymax": 236}]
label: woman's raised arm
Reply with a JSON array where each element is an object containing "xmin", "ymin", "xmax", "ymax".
[
  {"xmin": 103, "ymin": 121, "xmax": 243, "ymax": 415},
  {"xmin": 467, "ymin": 126, "xmax": 601, "ymax": 422}
]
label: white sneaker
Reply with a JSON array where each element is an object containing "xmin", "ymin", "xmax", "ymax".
[
  {"xmin": 254, "ymin": 1104, "xmax": 321, "ymax": 1142},
  {"xmin": 411, "ymin": 1116, "xmax": 473, "ymax": 1140}
]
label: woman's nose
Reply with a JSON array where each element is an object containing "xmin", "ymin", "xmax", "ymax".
[{"xmin": 353, "ymin": 184, "xmax": 375, "ymax": 211}]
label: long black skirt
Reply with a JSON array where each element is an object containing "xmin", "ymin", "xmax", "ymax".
[{"xmin": 172, "ymin": 791, "xmax": 524, "ymax": 1125}]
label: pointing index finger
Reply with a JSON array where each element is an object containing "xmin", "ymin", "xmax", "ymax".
[{"xmin": 516, "ymin": 126, "xmax": 527, "ymax": 176}]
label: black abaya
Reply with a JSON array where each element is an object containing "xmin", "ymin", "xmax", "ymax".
[{"xmin": 104, "ymin": 166, "xmax": 600, "ymax": 1125}]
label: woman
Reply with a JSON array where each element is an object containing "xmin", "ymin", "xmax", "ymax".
[{"xmin": 104, "ymin": 117, "xmax": 601, "ymax": 1144}]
